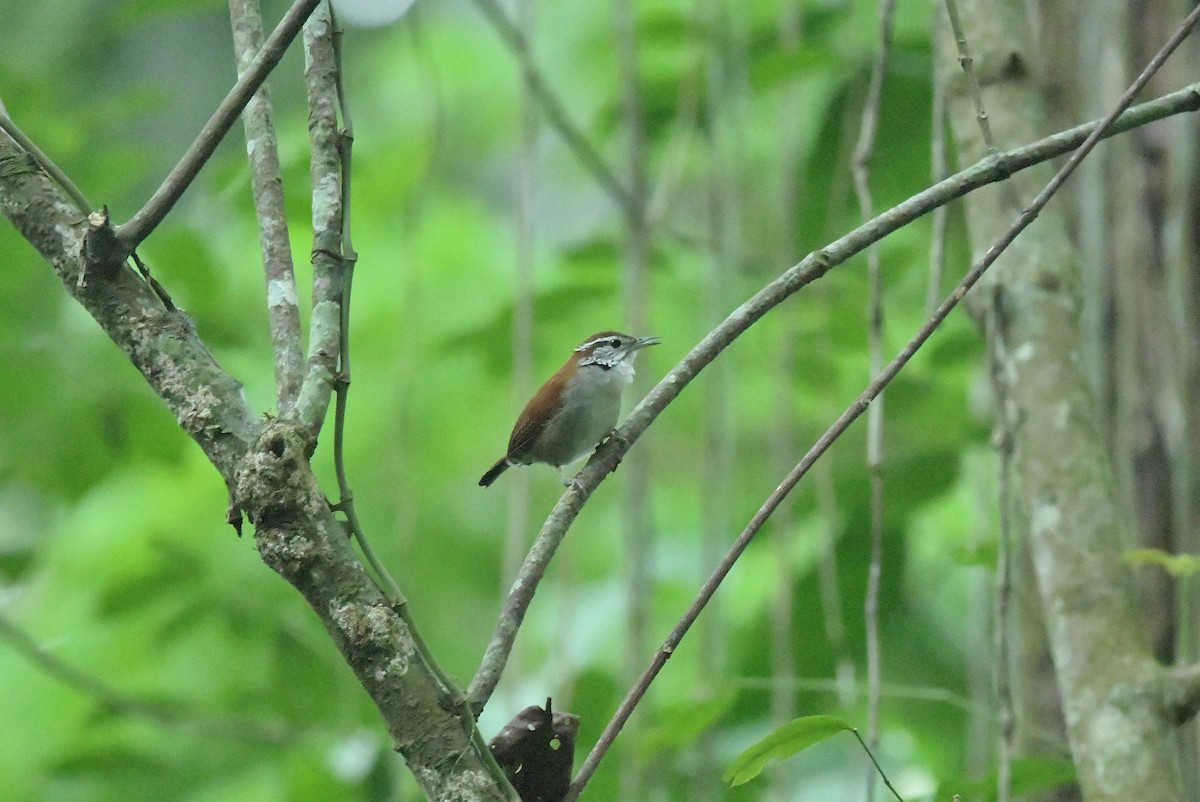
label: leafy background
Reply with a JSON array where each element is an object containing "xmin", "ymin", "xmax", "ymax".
[{"xmin": 0, "ymin": 0, "xmax": 1036, "ymax": 799}]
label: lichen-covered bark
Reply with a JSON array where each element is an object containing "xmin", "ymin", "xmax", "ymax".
[
  {"xmin": 0, "ymin": 131, "xmax": 512, "ymax": 801},
  {"xmin": 235, "ymin": 423, "xmax": 510, "ymax": 801},
  {"xmin": 937, "ymin": 1, "xmax": 1184, "ymax": 799}
]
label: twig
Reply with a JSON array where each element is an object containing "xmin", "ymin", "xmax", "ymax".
[
  {"xmin": 114, "ymin": 0, "xmax": 322, "ymax": 252},
  {"xmin": 988, "ymin": 294, "xmax": 1015, "ymax": 802},
  {"xmin": 692, "ymin": 4, "xmax": 737, "ymax": 800},
  {"xmin": 317, "ymin": 9, "xmax": 517, "ymax": 797},
  {"xmin": 732, "ymin": 675, "xmax": 979, "ymax": 715},
  {"xmin": 562, "ymin": 20, "xmax": 1196, "ymax": 793},
  {"xmin": 851, "ymin": 1, "xmax": 896, "ymax": 797},
  {"xmin": 468, "ymin": 0, "xmax": 633, "ymax": 215},
  {"xmin": 230, "ymin": 0, "xmax": 305, "ymax": 412},
  {"xmin": 942, "ymin": 0, "xmax": 998, "ymax": 152},
  {"xmin": 465, "ymin": 81, "xmax": 1200, "ymax": 713},
  {"xmin": 0, "ymin": 109, "xmax": 92, "ymax": 212},
  {"xmin": 0, "ymin": 613, "xmax": 291, "ymax": 743},
  {"xmin": 292, "ymin": 2, "xmax": 344, "ymax": 441},
  {"xmin": 849, "ymin": 727, "xmax": 905, "ymax": 801}
]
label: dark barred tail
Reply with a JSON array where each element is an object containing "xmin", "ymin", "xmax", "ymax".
[{"xmin": 479, "ymin": 457, "xmax": 511, "ymax": 487}]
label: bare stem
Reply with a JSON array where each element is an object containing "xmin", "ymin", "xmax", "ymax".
[
  {"xmin": 988, "ymin": 294, "xmax": 1015, "ymax": 802},
  {"xmin": 468, "ymin": 0, "xmax": 633, "ymax": 214},
  {"xmin": 114, "ymin": 0, "xmax": 321, "ymax": 252},
  {"xmin": 0, "ymin": 612, "xmax": 290, "ymax": 743},
  {"xmin": 851, "ymin": 1, "xmax": 897, "ymax": 797},
  {"xmin": 942, "ymin": 0, "xmax": 998, "ymax": 151},
  {"xmin": 229, "ymin": 0, "xmax": 305, "ymax": 413}
]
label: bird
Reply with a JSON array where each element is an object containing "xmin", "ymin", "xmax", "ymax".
[{"xmin": 479, "ymin": 331, "xmax": 660, "ymax": 487}]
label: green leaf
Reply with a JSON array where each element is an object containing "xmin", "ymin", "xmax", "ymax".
[{"xmin": 723, "ymin": 715, "xmax": 853, "ymax": 786}]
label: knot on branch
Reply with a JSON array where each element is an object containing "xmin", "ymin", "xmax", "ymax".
[
  {"xmin": 234, "ymin": 421, "xmax": 323, "ymax": 543},
  {"xmin": 80, "ymin": 207, "xmax": 131, "ymax": 283}
]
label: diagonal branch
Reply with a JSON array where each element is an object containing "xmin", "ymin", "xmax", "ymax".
[
  {"xmin": 850, "ymin": 0, "xmax": 897, "ymax": 796},
  {"xmin": 0, "ymin": 99, "xmax": 520, "ymax": 802},
  {"xmin": 0, "ymin": 613, "xmax": 291, "ymax": 743},
  {"xmin": 465, "ymin": 80, "xmax": 1200, "ymax": 711},
  {"xmin": 566, "ymin": 14, "xmax": 1196, "ymax": 788},
  {"xmin": 468, "ymin": 0, "xmax": 635, "ymax": 215},
  {"xmin": 563, "ymin": 8, "xmax": 1200, "ymax": 796},
  {"xmin": 112, "ymin": 0, "xmax": 322, "ymax": 255}
]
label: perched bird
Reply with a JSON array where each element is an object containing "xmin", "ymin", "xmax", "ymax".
[{"xmin": 480, "ymin": 331, "xmax": 660, "ymax": 487}]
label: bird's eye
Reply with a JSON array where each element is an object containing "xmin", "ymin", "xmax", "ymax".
[{"xmin": 609, "ymin": 338, "xmax": 621, "ymax": 348}]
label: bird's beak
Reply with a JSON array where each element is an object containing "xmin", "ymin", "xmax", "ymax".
[{"xmin": 633, "ymin": 336, "xmax": 661, "ymax": 350}]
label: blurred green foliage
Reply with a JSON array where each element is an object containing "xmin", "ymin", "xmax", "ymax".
[{"xmin": 0, "ymin": 0, "xmax": 999, "ymax": 799}]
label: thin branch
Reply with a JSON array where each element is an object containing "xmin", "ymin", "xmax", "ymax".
[
  {"xmin": 0, "ymin": 613, "xmax": 291, "ymax": 743},
  {"xmin": 291, "ymin": 2, "xmax": 344, "ymax": 442},
  {"xmin": 562, "ymin": 22, "xmax": 1195, "ymax": 793},
  {"xmin": 732, "ymin": 675, "xmax": 979, "ymax": 715},
  {"xmin": 851, "ymin": 2, "xmax": 896, "ymax": 798},
  {"xmin": 0, "ymin": 108, "xmax": 92, "ymax": 212},
  {"xmin": 113, "ymin": 0, "xmax": 322, "ymax": 253},
  {"xmin": 318, "ymin": 4, "xmax": 403, "ymax": 609},
  {"xmin": 317, "ymin": 14, "xmax": 515, "ymax": 796},
  {"xmin": 942, "ymin": 0, "xmax": 998, "ymax": 152},
  {"xmin": 691, "ymin": 4, "xmax": 736, "ymax": 800},
  {"xmin": 988, "ymin": 294, "xmax": 1015, "ymax": 802},
  {"xmin": 848, "ymin": 727, "xmax": 905, "ymax": 802},
  {"xmin": 468, "ymin": 0, "xmax": 633, "ymax": 213},
  {"xmin": 229, "ymin": 0, "xmax": 305, "ymax": 412},
  {"xmin": 465, "ymin": 81, "xmax": 1200, "ymax": 712}
]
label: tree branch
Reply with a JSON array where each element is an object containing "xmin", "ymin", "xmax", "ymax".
[
  {"xmin": 566, "ymin": 9, "xmax": 1197, "ymax": 789},
  {"xmin": 0, "ymin": 613, "xmax": 291, "ymax": 743},
  {"xmin": 111, "ymin": 0, "xmax": 322, "ymax": 256},
  {"xmin": 466, "ymin": 80, "xmax": 1200, "ymax": 713},
  {"xmin": 230, "ymin": 0, "xmax": 306, "ymax": 413},
  {"xmin": 0, "ymin": 66, "xmax": 519, "ymax": 802},
  {"xmin": 850, "ymin": 2, "xmax": 896, "ymax": 795},
  {"xmin": 938, "ymin": 2, "xmax": 1200, "ymax": 800},
  {"xmin": 468, "ymin": 0, "xmax": 635, "ymax": 217},
  {"xmin": 291, "ymin": 2, "xmax": 344, "ymax": 443}
]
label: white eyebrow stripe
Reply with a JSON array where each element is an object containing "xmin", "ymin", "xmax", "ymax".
[{"xmin": 576, "ymin": 336, "xmax": 615, "ymax": 352}]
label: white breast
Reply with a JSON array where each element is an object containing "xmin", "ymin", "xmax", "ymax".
[{"xmin": 531, "ymin": 361, "xmax": 635, "ymax": 467}]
